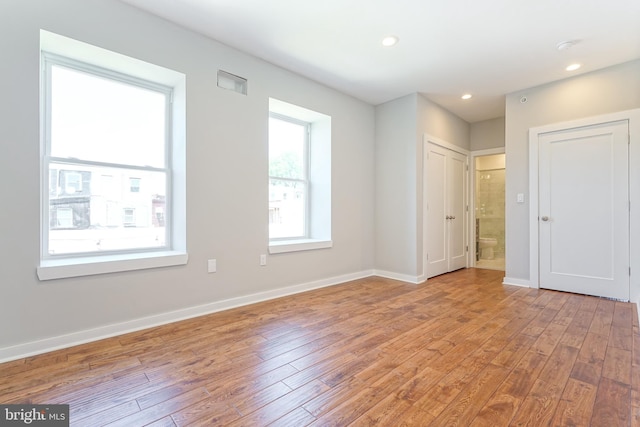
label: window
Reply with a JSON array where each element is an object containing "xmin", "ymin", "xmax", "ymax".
[
  {"xmin": 268, "ymin": 99, "xmax": 332, "ymax": 253},
  {"xmin": 55, "ymin": 207, "xmax": 73, "ymax": 228},
  {"xmin": 129, "ymin": 177, "xmax": 141, "ymax": 193},
  {"xmin": 42, "ymin": 54, "xmax": 168, "ymax": 254},
  {"xmin": 123, "ymin": 208, "xmax": 136, "ymax": 226},
  {"xmin": 64, "ymin": 172, "xmax": 82, "ymax": 193},
  {"xmin": 38, "ymin": 30, "xmax": 187, "ymax": 280},
  {"xmin": 269, "ymin": 114, "xmax": 309, "ymax": 239}
]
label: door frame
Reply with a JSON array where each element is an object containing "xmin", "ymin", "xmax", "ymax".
[
  {"xmin": 422, "ymin": 134, "xmax": 470, "ymax": 281},
  {"xmin": 529, "ymin": 109, "xmax": 640, "ymax": 301},
  {"xmin": 470, "ymin": 147, "xmax": 505, "ymax": 268}
]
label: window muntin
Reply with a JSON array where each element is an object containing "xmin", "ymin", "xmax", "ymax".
[
  {"xmin": 42, "ymin": 54, "xmax": 171, "ymax": 257},
  {"xmin": 268, "ymin": 114, "xmax": 309, "ymax": 240}
]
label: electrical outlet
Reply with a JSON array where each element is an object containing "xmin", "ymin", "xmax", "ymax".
[
  {"xmin": 260, "ymin": 254, "xmax": 267, "ymax": 266},
  {"xmin": 207, "ymin": 259, "xmax": 217, "ymax": 273}
]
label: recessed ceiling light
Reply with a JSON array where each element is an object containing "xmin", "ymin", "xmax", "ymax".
[
  {"xmin": 566, "ymin": 63, "xmax": 581, "ymax": 71},
  {"xmin": 382, "ymin": 35, "xmax": 399, "ymax": 47},
  {"xmin": 461, "ymin": 94, "xmax": 472, "ymax": 100}
]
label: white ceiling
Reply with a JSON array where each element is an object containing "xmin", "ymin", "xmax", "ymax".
[{"xmin": 120, "ymin": 0, "xmax": 640, "ymax": 123}]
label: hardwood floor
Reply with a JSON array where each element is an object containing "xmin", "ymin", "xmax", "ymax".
[{"xmin": 1, "ymin": 268, "xmax": 639, "ymax": 426}]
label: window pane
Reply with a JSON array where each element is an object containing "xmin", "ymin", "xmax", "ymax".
[
  {"xmin": 50, "ymin": 65, "xmax": 166, "ymax": 168},
  {"xmin": 269, "ymin": 117, "xmax": 305, "ymax": 180},
  {"xmin": 269, "ymin": 178, "xmax": 306, "ymax": 239},
  {"xmin": 48, "ymin": 163, "xmax": 167, "ymax": 255}
]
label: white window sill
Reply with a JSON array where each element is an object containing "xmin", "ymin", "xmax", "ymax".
[
  {"xmin": 268, "ymin": 239, "xmax": 333, "ymax": 254},
  {"xmin": 37, "ymin": 251, "xmax": 188, "ymax": 281}
]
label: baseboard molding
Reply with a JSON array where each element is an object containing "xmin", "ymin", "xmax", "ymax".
[
  {"xmin": 502, "ymin": 277, "xmax": 533, "ymax": 288},
  {"xmin": 0, "ymin": 269, "xmax": 376, "ymax": 363},
  {"xmin": 373, "ymin": 269, "xmax": 422, "ymax": 284}
]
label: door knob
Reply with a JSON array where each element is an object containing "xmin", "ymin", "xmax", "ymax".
[
  {"xmin": 541, "ymin": 216, "xmax": 549, "ymax": 221},
  {"xmin": 446, "ymin": 215, "xmax": 451, "ymax": 220}
]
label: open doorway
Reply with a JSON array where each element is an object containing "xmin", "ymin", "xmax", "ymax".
[{"xmin": 473, "ymin": 153, "xmax": 505, "ymax": 271}]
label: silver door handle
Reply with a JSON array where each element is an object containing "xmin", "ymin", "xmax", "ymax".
[{"xmin": 541, "ymin": 216, "xmax": 549, "ymax": 221}]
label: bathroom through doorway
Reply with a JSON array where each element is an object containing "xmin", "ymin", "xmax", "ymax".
[{"xmin": 473, "ymin": 152, "xmax": 505, "ymax": 271}]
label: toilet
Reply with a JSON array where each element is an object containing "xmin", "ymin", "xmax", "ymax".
[{"xmin": 478, "ymin": 237, "xmax": 498, "ymax": 260}]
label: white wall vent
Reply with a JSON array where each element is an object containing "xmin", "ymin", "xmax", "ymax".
[{"xmin": 217, "ymin": 70, "xmax": 247, "ymax": 95}]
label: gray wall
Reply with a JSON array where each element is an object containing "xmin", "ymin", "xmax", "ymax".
[
  {"xmin": 374, "ymin": 93, "xmax": 469, "ymax": 280},
  {"xmin": 6, "ymin": 0, "xmax": 638, "ymax": 359},
  {"xmin": 417, "ymin": 94, "xmax": 471, "ymax": 152},
  {"xmin": 504, "ymin": 59, "xmax": 640, "ymax": 283},
  {"xmin": 374, "ymin": 95, "xmax": 418, "ymax": 276},
  {"xmin": 0, "ymin": 0, "xmax": 375, "ymax": 353},
  {"xmin": 470, "ymin": 117, "xmax": 505, "ymax": 151}
]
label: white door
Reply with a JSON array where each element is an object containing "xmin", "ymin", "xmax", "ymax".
[
  {"xmin": 538, "ymin": 120, "xmax": 629, "ymax": 300},
  {"xmin": 426, "ymin": 143, "xmax": 467, "ymax": 278},
  {"xmin": 448, "ymin": 150, "xmax": 468, "ymax": 271}
]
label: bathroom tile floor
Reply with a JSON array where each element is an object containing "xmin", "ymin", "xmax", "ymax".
[{"xmin": 476, "ymin": 256, "xmax": 505, "ymax": 271}]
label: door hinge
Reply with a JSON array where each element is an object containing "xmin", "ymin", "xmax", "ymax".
[
  {"xmin": 466, "ymin": 205, "xmax": 469, "ymax": 212},
  {"xmin": 466, "ymin": 246, "xmax": 469, "ymax": 252},
  {"xmin": 630, "ymin": 267, "xmax": 632, "ymax": 276}
]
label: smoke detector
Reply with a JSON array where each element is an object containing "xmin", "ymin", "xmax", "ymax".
[{"xmin": 556, "ymin": 40, "xmax": 580, "ymax": 51}]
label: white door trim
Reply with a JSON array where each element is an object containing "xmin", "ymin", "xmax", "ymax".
[
  {"xmin": 529, "ymin": 109, "xmax": 640, "ymax": 297},
  {"xmin": 472, "ymin": 147, "xmax": 505, "ymax": 157},
  {"xmin": 425, "ymin": 133, "xmax": 470, "ymax": 156},
  {"xmin": 422, "ymin": 134, "xmax": 470, "ymax": 281}
]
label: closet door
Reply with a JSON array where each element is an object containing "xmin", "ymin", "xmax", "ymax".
[
  {"xmin": 426, "ymin": 144, "xmax": 449, "ymax": 277},
  {"xmin": 426, "ymin": 143, "xmax": 468, "ymax": 278},
  {"xmin": 448, "ymin": 150, "xmax": 468, "ymax": 271}
]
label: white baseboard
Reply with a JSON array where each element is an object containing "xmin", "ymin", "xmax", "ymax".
[
  {"xmin": 373, "ymin": 269, "xmax": 422, "ymax": 284},
  {"xmin": 502, "ymin": 277, "xmax": 533, "ymax": 288},
  {"xmin": 0, "ymin": 269, "xmax": 376, "ymax": 363}
]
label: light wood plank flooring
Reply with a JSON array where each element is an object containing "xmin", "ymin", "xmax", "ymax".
[{"xmin": 1, "ymin": 268, "xmax": 639, "ymax": 426}]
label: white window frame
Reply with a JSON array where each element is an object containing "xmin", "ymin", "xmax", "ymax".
[
  {"xmin": 41, "ymin": 52, "xmax": 171, "ymax": 254},
  {"xmin": 37, "ymin": 30, "xmax": 187, "ymax": 281},
  {"xmin": 268, "ymin": 98, "xmax": 332, "ymax": 254}
]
